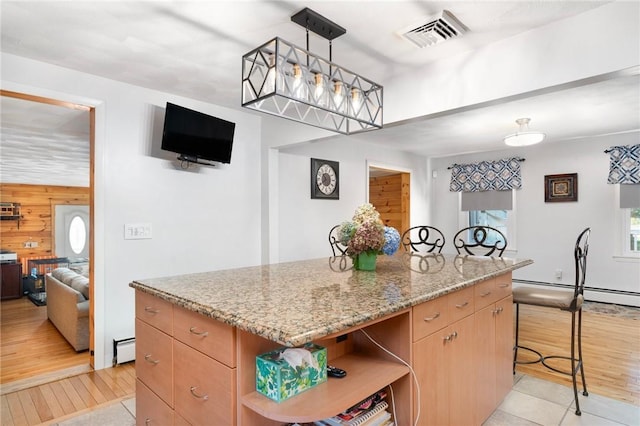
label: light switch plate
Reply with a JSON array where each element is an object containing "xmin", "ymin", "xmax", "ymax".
[{"xmin": 124, "ymin": 223, "xmax": 152, "ymax": 240}]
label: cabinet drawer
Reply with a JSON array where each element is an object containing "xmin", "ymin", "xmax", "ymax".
[
  {"xmin": 173, "ymin": 340, "xmax": 236, "ymax": 426},
  {"xmin": 448, "ymin": 286, "xmax": 475, "ymax": 322},
  {"xmin": 136, "ymin": 319, "xmax": 173, "ymax": 407},
  {"xmin": 136, "ymin": 290, "xmax": 173, "ymax": 335},
  {"xmin": 413, "ymin": 295, "xmax": 450, "ymax": 342},
  {"xmin": 494, "ymin": 273, "xmax": 512, "ymax": 300},
  {"xmin": 173, "ymin": 305, "xmax": 237, "ymax": 368},
  {"xmin": 136, "ymin": 379, "xmax": 173, "ymax": 426},
  {"xmin": 474, "ymin": 278, "xmax": 498, "ymax": 310}
]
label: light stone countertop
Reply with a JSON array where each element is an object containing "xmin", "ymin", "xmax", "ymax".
[{"xmin": 129, "ymin": 253, "xmax": 532, "ymax": 346}]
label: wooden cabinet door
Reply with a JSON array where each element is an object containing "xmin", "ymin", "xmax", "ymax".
[
  {"xmin": 474, "ymin": 303, "xmax": 497, "ymax": 424},
  {"xmin": 135, "ymin": 319, "xmax": 174, "ymax": 407},
  {"xmin": 448, "ymin": 314, "xmax": 475, "ymax": 426},
  {"xmin": 173, "ymin": 340, "xmax": 236, "ymax": 426},
  {"xmin": 474, "ymin": 295, "xmax": 514, "ymax": 425},
  {"xmin": 413, "ymin": 327, "xmax": 450, "ymax": 426},
  {"xmin": 413, "ymin": 314, "xmax": 475, "ymax": 426},
  {"xmin": 136, "ymin": 379, "xmax": 173, "ymax": 426},
  {"xmin": 495, "ymin": 295, "xmax": 514, "ymax": 404},
  {"xmin": 1, "ymin": 263, "xmax": 22, "ymax": 300}
]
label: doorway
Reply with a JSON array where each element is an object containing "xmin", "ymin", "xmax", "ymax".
[
  {"xmin": 0, "ymin": 90, "xmax": 95, "ymax": 388},
  {"xmin": 368, "ymin": 165, "xmax": 411, "ymax": 236}
]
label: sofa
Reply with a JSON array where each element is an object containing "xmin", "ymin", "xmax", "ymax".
[{"xmin": 45, "ymin": 268, "xmax": 89, "ymax": 351}]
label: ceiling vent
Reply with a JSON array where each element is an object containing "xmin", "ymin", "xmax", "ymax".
[{"xmin": 399, "ymin": 10, "xmax": 466, "ymax": 48}]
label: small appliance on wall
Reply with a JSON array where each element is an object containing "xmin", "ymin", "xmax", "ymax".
[{"xmin": 161, "ymin": 102, "xmax": 235, "ymax": 165}]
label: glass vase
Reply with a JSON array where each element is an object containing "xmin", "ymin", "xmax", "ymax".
[{"xmin": 355, "ymin": 252, "xmax": 377, "ymax": 271}]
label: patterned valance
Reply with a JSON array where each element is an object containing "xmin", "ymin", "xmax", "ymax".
[
  {"xmin": 607, "ymin": 144, "xmax": 640, "ymax": 184},
  {"xmin": 449, "ymin": 158, "xmax": 522, "ymax": 192}
]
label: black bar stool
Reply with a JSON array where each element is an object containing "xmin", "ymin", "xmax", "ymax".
[{"xmin": 513, "ymin": 227, "xmax": 591, "ymax": 415}]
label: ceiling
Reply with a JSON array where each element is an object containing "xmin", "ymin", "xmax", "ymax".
[{"xmin": 1, "ymin": 1, "xmax": 639, "ymax": 185}]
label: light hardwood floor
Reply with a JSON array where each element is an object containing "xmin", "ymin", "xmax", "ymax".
[
  {"xmin": 0, "ymin": 298, "xmax": 637, "ymax": 425},
  {"xmin": 0, "ymin": 297, "xmax": 89, "ymax": 386},
  {"xmin": 515, "ymin": 303, "xmax": 639, "ymax": 406}
]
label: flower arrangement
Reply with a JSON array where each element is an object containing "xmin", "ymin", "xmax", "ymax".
[{"xmin": 337, "ymin": 204, "xmax": 401, "ymax": 260}]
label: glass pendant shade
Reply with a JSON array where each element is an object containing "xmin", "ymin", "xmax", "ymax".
[
  {"xmin": 504, "ymin": 118, "xmax": 545, "ymax": 146},
  {"xmin": 242, "ymin": 37, "xmax": 383, "ymax": 135}
]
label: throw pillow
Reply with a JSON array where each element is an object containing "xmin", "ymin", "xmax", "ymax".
[{"xmin": 69, "ymin": 275, "xmax": 90, "ymax": 300}]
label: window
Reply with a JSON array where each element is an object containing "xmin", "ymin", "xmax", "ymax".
[
  {"xmin": 459, "ymin": 191, "xmax": 516, "ymax": 251},
  {"xmin": 68, "ymin": 215, "xmax": 87, "ymax": 255},
  {"xmin": 469, "ymin": 210, "xmax": 508, "ymax": 243},
  {"xmin": 625, "ymin": 208, "xmax": 640, "ymax": 255}
]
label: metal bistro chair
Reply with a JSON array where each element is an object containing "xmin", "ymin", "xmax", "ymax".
[
  {"xmin": 513, "ymin": 227, "xmax": 591, "ymax": 415},
  {"xmin": 401, "ymin": 226, "xmax": 446, "ymax": 253},
  {"xmin": 328, "ymin": 225, "xmax": 348, "ymax": 257},
  {"xmin": 453, "ymin": 226, "xmax": 507, "ymax": 257}
]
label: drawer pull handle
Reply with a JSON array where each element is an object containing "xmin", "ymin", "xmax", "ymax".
[
  {"xmin": 189, "ymin": 327, "xmax": 209, "ymax": 337},
  {"xmin": 455, "ymin": 301, "xmax": 469, "ymax": 309},
  {"xmin": 144, "ymin": 354, "xmax": 159, "ymax": 365},
  {"xmin": 190, "ymin": 386, "xmax": 209, "ymax": 401},
  {"xmin": 144, "ymin": 306, "xmax": 159, "ymax": 314},
  {"xmin": 423, "ymin": 312, "xmax": 440, "ymax": 322},
  {"xmin": 145, "ymin": 418, "xmax": 151, "ymax": 425},
  {"xmin": 498, "ymin": 283, "xmax": 509, "ymax": 288},
  {"xmin": 480, "ymin": 291, "xmax": 491, "ymax": 297}
]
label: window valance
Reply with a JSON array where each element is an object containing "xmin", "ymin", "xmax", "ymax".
[
  {"xmin": 449, "ymin": 157, "xmax": 522, "ymax": 192},
  {"xmin": 606, "ymin": 144, "xmax": 640, "ymax": 184}
]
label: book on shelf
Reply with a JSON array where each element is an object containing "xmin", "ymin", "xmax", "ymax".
[{"xmin": 316, "ymin": 389, "xmax": 394, "ymax": 426}]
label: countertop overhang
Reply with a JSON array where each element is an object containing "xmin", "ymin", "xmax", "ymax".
[{"xmin": 130, "ymin": 253, "xmax": 532, "ymax": 346}]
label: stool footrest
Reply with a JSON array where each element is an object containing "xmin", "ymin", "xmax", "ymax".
[
  {"xmin": 541, "ymin": 355, "xmax": 583, "ymax": 377},
  {"xmin": 513, "ymin": 345, "xmax": 543, "ymax": 365}
]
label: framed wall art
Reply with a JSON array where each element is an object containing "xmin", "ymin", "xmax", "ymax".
[{"xmin": 544, "ymin": 173, "xmax": 578, "ymax": 202}]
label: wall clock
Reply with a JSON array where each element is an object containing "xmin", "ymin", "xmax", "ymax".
[{"xmin": 311, "ymin": 158, "xmax": 339, "ymax": 199}]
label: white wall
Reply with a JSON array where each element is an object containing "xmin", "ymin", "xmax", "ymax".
[
  {"xmin": 385, "ymin": 1, "xmax": 640, "ymax": 124},
  {"xmin": 430, "ymin": 132, "xmax": 640, "ymax": 305},
  {"xmin": 275, "ymin": 137, "xmax": 429, "ymax": 262},
  {"xmin": 1, "ymin": 53, "xmax": 263, "ymax": 369}
]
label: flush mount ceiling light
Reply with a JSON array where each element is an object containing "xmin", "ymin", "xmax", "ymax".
[
  {"xmin": 504, "ymin": 118, "xmax": 546, "ymax": 147},
  {"xmin": 241, "ymin": 8, "xmax": 383, "ymax": 135}
]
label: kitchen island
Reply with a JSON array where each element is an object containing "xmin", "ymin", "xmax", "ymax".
[{"xmin": 130, "ymin": 253, "xmax": 532, "ymax": 425}]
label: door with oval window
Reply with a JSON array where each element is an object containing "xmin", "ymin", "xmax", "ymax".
[{"xmin": 55, "ymin": 205, "xmax": 89, "ymax": 259}]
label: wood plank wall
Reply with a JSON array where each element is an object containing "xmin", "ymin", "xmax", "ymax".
[
  {"xmin": 369, "ymin": 173, "xmax": 410, "ymax": 236},
  {"xmin": 0, "ymin": 183, "xmax": 90, "ymax": 262}
]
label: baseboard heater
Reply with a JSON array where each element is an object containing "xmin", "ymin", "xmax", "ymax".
[{"xmin": 113, "ymin": 337, "xmax": 136, "ymax": 366}]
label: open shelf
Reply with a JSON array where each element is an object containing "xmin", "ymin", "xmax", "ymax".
[{"xmin": 241, "ymin": 352, "xmax": 409, "ymax": 424}]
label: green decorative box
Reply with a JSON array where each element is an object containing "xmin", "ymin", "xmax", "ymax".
[{"xmin": 256, "ymin": 343, "xmax": 327, "ymax": 402}]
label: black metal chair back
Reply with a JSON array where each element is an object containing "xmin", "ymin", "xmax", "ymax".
[
  {"xmin": 328, "ymin": 225, "xmax": 348, "ymax": 256},
  {"xmin": 401, "ymin": 226, "xmax": 445, "ymax": 253},
  {"xmin": 571, "ymin": 227, "xmax": 590, "ymax": 310},
  {"xmin": 453, "ymin": 225, "xmax": 507, "ymax": 256}
]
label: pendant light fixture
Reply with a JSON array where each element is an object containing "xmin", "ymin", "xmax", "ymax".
[
  {"xmin": 504, "ymin": 118, "xmax": 546, "ymax": 146},
  {"xmin": 241, "ymin": 8, "xmax": 383, "ymax": 135}
]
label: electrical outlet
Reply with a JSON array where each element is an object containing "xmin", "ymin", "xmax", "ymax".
[
  {"xmin": 124, "ymin": 223, "xmax": 152, "ymax": 240},
  {"xmin": 24, "ymin": 241, "xmax": 39, "ymax": 248},
  {"xmin": 555, "ymin": 269, "xmax": 562, "ymax": 279}
]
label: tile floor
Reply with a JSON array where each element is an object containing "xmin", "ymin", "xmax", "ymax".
[{"xmin": 49, "ymin": 374, "xmax": 639, "ymax": 426}]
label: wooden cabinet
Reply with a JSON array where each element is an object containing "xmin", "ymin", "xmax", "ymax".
[
  {"xmin": 135, "ymin": 290, "xmax": 237, "ymax": 426},
  {"xmin": 1, "ymin": 262, "xmax": 22, "ymax": 300},
  {"xmin": 413, "ymin": 274, "xmax": 513, "ymax": 426},
  {"xmin": 413, "ymin": 287, "xmax": 476, "ymax": 425},
  {"xmin": 474, "ymin": 274, "xmax": 513, "ymax": 425},
  {"xmin": 239, "ymin": 310, "xmax": 412, "ymax": 425},
  {"xmin": 135, "ymin": 273, "xmax": 513, "ymax": 426}
]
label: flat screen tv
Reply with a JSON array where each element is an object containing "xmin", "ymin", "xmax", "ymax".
[{"xmin": 161, "ymin": 102, "xmax": 235, "ymax": 164}]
